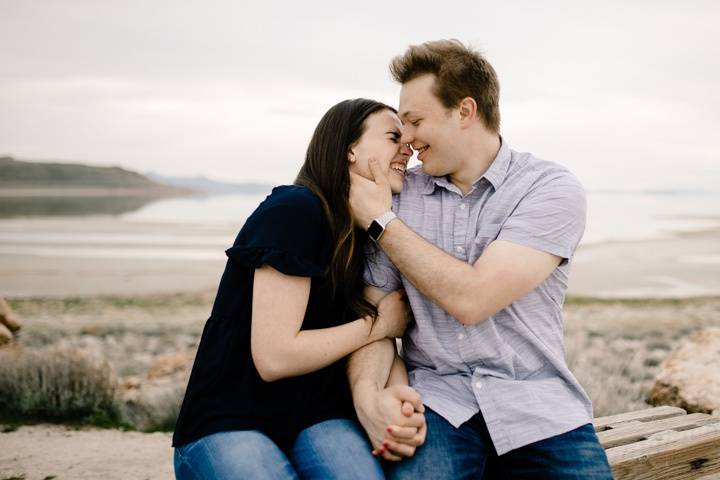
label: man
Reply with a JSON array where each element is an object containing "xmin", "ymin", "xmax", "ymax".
[{"xmin": 348, "ymin": 40, "xmax": 612, "ymax": 478}]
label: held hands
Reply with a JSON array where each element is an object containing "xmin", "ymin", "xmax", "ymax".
[
  {"xmin": 356, "ymin": 385, "xmax": 427, "ymax": 462},
  {"xmin": 349, "ymin": 158, "xmax": 393, "ymax": 230},
  {"xmin": 372, "ymin": 290, "xmax": 412, "ymax": 340}
]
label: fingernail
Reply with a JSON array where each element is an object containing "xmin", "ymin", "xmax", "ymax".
[
  {"xmin": 383, "ymin": 441, "xmax": 389, "ymax": 448},
  {"xmin": 378, "ymin": 447, "xmax": 385, "ymax": 454},
  {"xmin": 371, "ymin": 450, "xmax": 377, "ymax": 456},
  {"xmin": 386, "ymin": 426, "xmax": 393, "ymax": 433}
]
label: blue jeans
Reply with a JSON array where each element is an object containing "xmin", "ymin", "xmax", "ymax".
[
  {"xmin": 174, "ymin": 418, "xmax": 384, "ymax": 479},
  {"xmin": 389, "ymin": 407, "xmax": 612, "ymax": 479}
]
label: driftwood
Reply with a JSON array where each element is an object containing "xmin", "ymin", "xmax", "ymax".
[{"xmin": 595, "ymin": 406, "xmax": 720, "ymax": 479}]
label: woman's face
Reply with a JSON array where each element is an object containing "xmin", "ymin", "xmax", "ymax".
[{"xmin": 348, "ymin": 109, "xmax": 411, "ymax": 194}]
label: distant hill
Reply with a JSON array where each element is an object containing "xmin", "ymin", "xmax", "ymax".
[
  {"xmin": 146, "ymin": 172, "xmax": 273, "ymax": 195},
  {"xmin": 0, "ymin": 156, "xmax": 165, "ymax": 188}
]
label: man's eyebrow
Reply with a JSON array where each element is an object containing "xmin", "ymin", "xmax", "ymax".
[{"xmin": 399, "ymin": 110, "xmax": 413, "ymax": 120}]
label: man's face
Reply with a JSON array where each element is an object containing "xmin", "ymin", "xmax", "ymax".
[{"xmin": 398, "ymin": 74, "xmax": 461, "ymax": 177}]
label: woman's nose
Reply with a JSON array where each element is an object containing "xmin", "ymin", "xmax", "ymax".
[{"xmin": 399, "ymin": 143, "xmax": 412, "ymax": 156}]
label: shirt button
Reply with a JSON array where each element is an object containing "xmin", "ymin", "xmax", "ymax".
[
  {"xmin": 455, "ymin": 246, "xmax": 465, "ymax": 254},
  {"xmin": 458, "ymin": 332, "xmax": 465, "ymax": 340},
  {"xmin": 475, "ymin": 381, "xmax": 483, "ymax": 390},
  {"xmin": 459, "ymin": 203, "xmax": 466, "ymax": 210}
]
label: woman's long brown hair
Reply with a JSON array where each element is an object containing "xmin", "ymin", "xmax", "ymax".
[{"xmin": 295, "ymin": 99, "xmax": 396, "ymax": 321}]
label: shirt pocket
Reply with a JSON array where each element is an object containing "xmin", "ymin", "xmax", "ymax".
[{"xmin": 468, "ymin": 222, "xmax": 503, "ymax": 262}]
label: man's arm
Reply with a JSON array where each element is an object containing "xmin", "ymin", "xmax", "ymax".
[
  {"xmin": 348, "ymin": 287, "xmax": 425, "ymax": 461},
  {"xmin": 350, "ymin": 159, "xmax": 582, "ymax": 326},
  {"xmin": 376, "ymin": 223, "xmax": 560, "ymax": 326}
]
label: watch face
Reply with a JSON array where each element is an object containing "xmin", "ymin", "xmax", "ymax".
[{"xmin": 368, "ymin": 220, "xmax": 384, "ymax": 241}]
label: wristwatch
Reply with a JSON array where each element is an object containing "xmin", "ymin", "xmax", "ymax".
[{"xmin": 367, "ymin": 211, "xmax": 397, "ymax": 242}]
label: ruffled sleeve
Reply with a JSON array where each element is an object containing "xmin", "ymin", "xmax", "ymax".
[{"xmin": 225, "ymin": 186, "xmax": 330, "ymax": 277}]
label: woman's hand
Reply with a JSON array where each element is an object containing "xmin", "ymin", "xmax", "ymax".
[
  {"xmin": 372, "ymin": 290, "xmax": 412, "ymax": 339},
  {"xmin": 353, "ymin": 385, "xmax": 425, "ymax": 461}
]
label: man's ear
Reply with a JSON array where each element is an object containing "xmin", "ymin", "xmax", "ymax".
[{"xmin": 458, "ymin": 97, "xmax": 478, "ymax": 128}]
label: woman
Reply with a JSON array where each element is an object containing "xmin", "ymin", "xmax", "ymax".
[{"xmin": 172, "ymin": 98, "xmax": 413, "ymax": 479}]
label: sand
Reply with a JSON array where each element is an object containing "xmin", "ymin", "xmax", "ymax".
[
  {"xmin": 0, "ymin": 425, "xmax": 173, "ymax": 480},
  {"xmin": 2, "ymin": 222, "xmax": 720, "ymax": 299}
]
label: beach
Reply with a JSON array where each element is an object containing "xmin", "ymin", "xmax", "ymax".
[{"xmin": 1, "ymin": 425, "xmax": 174, "ymax": 480}]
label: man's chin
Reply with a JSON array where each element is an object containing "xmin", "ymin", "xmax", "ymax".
[{"xmin": 420, "ymin": 163, "xmax": 437, "ymax": 176}]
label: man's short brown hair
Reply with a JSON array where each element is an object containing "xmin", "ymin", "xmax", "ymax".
[{"xmin": 390, "ymin": 39, "xmax": 500, "ymax": 132}]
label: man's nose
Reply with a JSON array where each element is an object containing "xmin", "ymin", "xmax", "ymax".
[{"xmin": 400, "ymin": 130, "xmax": 413, "ymax": 145}]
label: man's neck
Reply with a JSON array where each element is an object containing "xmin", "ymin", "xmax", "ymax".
[{"xmin": 448, "ymin": 131, "xmax": 501, "ymax": 195}]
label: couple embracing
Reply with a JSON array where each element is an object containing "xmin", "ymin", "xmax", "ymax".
[{"xmin": 172, "ymin": 40, "xmax": 613, "ymax": 479}]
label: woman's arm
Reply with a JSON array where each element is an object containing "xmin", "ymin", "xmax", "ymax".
[
  {"xmin": 386, "ymin": 346, "xmax": 409, "ymax": 387},
  {"xmin": 250, "ymin": 265, "xmax": 407, "ymax": 382}
]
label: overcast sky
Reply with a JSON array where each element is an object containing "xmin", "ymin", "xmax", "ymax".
[{"xmin": 1, "ymin": 0, "xmax": 718, "ymax": 191}]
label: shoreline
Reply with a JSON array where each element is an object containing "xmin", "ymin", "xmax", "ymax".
[
  {"xmin": 3, "ymin": 226, "xmax": 720, "ymax": 299},
  {"xmin": 0, "ymin": 186, "xmax": 195, "ymax": 197}
]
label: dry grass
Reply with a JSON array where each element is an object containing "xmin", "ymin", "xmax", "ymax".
[
  {"xmin": 3, "ymin": 293, "xmax": 719, "ymax": 428},
  {"xmin": 0, "ymin": 346, "xmax": 123, "ymax": 426},
  {"xmin": 564, "ymin": 296, "xmax": 720, "ymax": 416}
]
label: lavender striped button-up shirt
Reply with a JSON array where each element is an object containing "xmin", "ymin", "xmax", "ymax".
[{"xmin": 364, "ymin": 139, "xmax": 593, "ymax": 455}]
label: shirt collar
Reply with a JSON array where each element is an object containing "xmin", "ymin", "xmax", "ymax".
[
  {"xmin": 421, "ymin": 136, "xmax": 511, "ymax": 195},
  {"xmin": 480, "ymin": 136, "xmax": 511, "ymax": 190}
]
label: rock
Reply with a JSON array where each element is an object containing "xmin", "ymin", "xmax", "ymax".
[
  {"xmin": 0, "ymin": 323, "xmax": 13, "ymax": 346},
  {"xmin": 119, "ymin": 373, "xmax": 185, "ymax": 431},
  {"xmin": 118, "ymin": 351, "xmax": 193, "ymax": 430},
  {"xmin": 122, "ymin": 375, "xmax": 143, "ymax": 389},
  {"xmin": 649, "ymin": 327, "xmax": 720, "ymax": 415},
  {"xmin": 0, "ymin": 297, "xmax": 22, "ymax": 333},
  {"xmin": 146, "ymin": 351, "xmax": 194, "ymax": 379}
]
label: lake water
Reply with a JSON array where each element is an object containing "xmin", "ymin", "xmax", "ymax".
[{"xmin": 0, "ymin": 188, "xmax": 719, "ymax": 263}]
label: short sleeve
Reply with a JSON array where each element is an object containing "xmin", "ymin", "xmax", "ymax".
[
  {"xmin": 363, "ymin": 242, "xmax": 402, "ymax": 293},
  {"xmin": 225, "ymin": 187, "xmax": 329, "ymax": 277},
  {"xmin": 496, "ymin": 171, "xmax": 586, "ymax": 262}
]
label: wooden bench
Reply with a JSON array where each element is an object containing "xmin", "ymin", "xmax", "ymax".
[{"xmin": 594, "ymin": 406, "xmax": 720, "ymax": 479}]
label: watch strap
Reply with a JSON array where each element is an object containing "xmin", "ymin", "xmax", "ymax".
[{"xmin": 373, "ymin": 211, "xmax": 397, "ymax": 230}]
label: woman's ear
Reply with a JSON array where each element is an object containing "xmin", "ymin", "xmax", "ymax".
[{"xmin": 347, "ymin": 149, "xmax": 356, "ymax": 163}]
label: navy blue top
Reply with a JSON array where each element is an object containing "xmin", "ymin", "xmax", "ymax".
[{"xmin": 172, "ymin": 185, "xmax": 357, "ymax": 448}]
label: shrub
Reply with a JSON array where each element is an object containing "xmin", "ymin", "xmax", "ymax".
[{"xmin": 0, "ymin": 346, "xmax": 124, "ymax": 426}]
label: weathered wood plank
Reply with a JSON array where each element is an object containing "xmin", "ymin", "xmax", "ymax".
[
  {"xmin": 695, "ymin": 473, "xmax": 720, "ymax": 480},
  {"xmin": 594, "ymin": 406, "xmax": 687, "ymax": 432},
  {"xmin": 599, "ymin": 413, "xmax": 720, "ymax": 448},
  {"xmin": 606, "ymin": 423, "xmax": 720, "ymax": 480}
]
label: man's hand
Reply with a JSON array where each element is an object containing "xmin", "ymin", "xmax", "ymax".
[
  {"xmin": 376, "ymin": 400, "xmax": 428, "ymax": 461},
  {"xmin": 355, "ymin": 384, "xmax": 426, "ymax": 461},
  {"xmin": 349, "ymin": 158, "xmax": 393, "ymax": 229}
]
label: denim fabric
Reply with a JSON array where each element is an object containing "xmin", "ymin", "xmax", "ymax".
[
  {"xmin": 174, "ymin": 429, "xmax": 297, "ymax": 480},
  {"xmin": 389, "ymin": 408, "xmax": 612, "ymax": 479},
  {"xmin": 289, "ymin": 419, "xmax": 384, "ymax": 479},
  {"xmin": 174, "ymin": 419, "xmax": 383, "ymax": 479}
]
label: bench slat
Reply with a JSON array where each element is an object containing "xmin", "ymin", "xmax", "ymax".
[
  {"xmin": 594, "ymin": 406, "xmax": 687, "ymax": 432},
  {"xmin": 606, "ymin": 423, "xmax": 720, "ymax": 480},
  {"xmin": 599, "ymin": 413, "xmax": 720, "ymax": 448}
]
